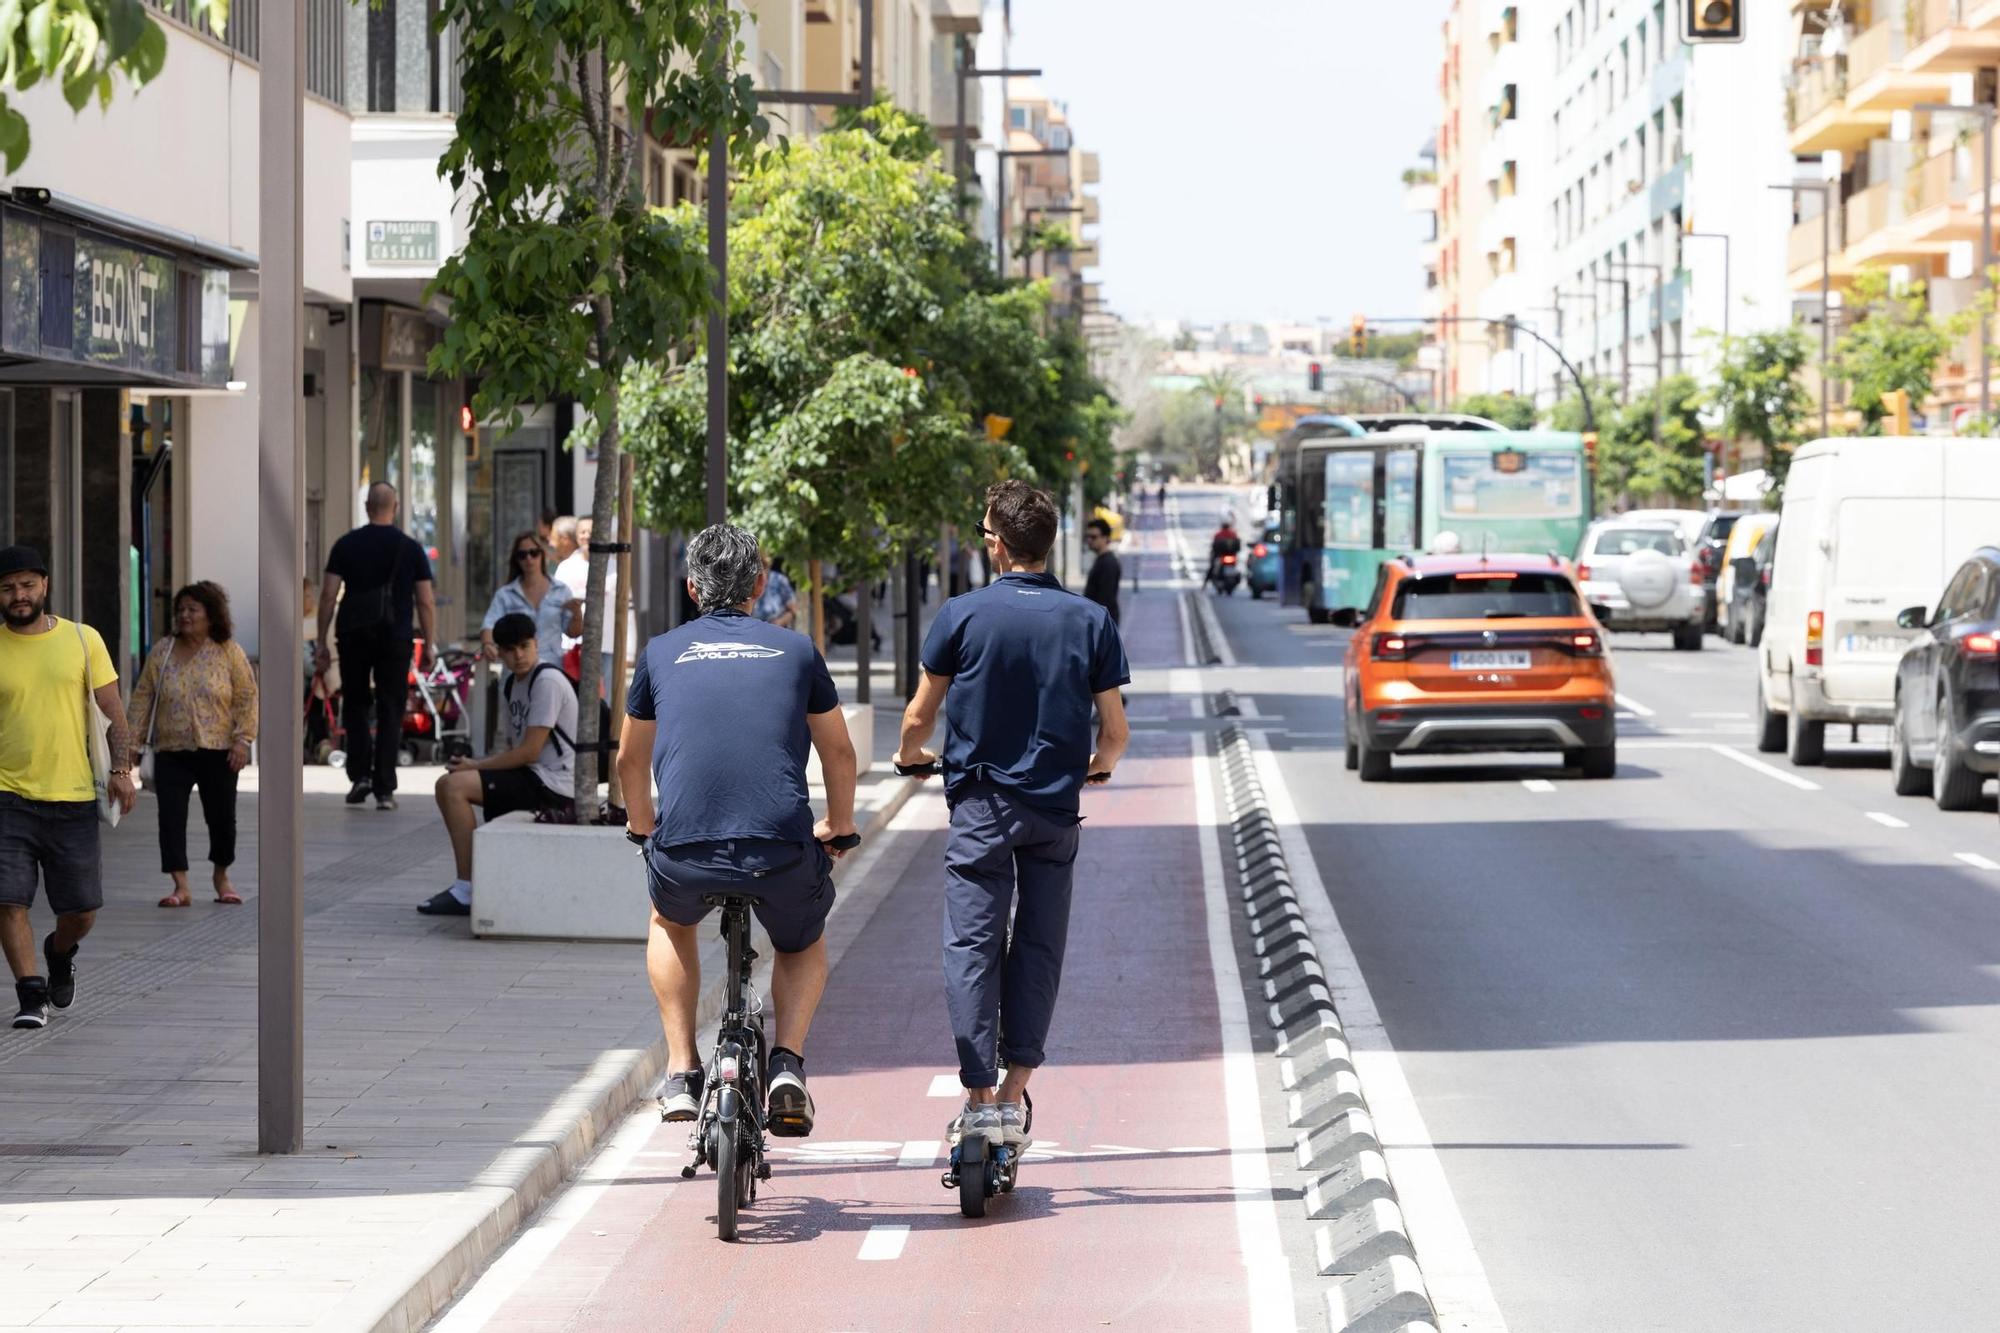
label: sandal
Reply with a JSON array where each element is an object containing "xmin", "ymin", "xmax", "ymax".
[
  {"xmin": 213, "ymin": 890, "xmax": 243, "ymax": 905},
  {"xmin": 157, "ymin": 895, "xmax": 191, "ymax": 909}
]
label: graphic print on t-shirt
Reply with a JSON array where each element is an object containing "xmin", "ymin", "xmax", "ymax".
[{"xmin": 674, "ymin": 641, "xmax": 786, "ymax": 664}]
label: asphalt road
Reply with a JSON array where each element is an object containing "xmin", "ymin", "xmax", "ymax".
[{"xmin": 1182, "ymin": 485, "xmax": 2000, "ymax": 1330}]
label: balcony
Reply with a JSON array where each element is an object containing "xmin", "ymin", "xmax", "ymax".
[
  {"xmin": 1475, "ymin": 194, "xmax": 1522, "ymax": 255},
  {"xmin": 1788, "ymin": 207, "xmax": 1847, "ymax": 289},
  {"xmin": 1079, "ymin": 152, "xmax": 1101, "ymax": 185},
  {"xmin": 1405, "ymin": 181, "xmax": 1439, "ymax": 214},
  {"xmin": 1649, "ymin": 157, "xmax": 1688, "ymax": 223},
  {"xmin": 1904, "ymin": 0, "xmax": 2000, "ymax": 73}
]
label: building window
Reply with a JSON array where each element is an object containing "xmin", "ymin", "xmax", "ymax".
[{"xmin": 366, "ymin": 0, "xmax": 395, "ymax": 111}]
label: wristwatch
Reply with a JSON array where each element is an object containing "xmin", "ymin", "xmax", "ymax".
[{"xmin": 109, "ymin": 768, "xmax": 133, "ymax": 777}]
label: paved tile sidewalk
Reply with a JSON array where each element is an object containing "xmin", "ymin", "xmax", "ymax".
[{"xmin": 0, "ymin": 755, "xmax": 913, "ymax": 1332}]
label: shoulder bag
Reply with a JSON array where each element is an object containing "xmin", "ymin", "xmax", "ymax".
[
  {"xmin": 75, "ymin": 621, "xmax": 120, "ymax": 829},
  {"xmin": 136, "ymin": 642, "xmax": 168, "ymax": 788}
]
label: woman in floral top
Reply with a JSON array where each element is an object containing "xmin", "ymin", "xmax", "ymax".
[{"xmin": 128, "ymin": 582, "xmax": 258, "ymax": 907}]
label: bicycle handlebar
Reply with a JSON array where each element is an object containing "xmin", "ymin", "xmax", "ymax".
[
  {"xmin": 893, "ymin": 759, "xmax": 940, "ymax": 778},
  {"xmin": 824, "ymin": 832, "xmax": 862, "ymax": 851}
]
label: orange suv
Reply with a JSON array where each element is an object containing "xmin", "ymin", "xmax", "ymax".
[{"xmin": 1335, "ymin": 554, "xmax": 1617, "ymax": 780}]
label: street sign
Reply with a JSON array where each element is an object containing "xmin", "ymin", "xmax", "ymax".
[{"xmin": 365, "ymin": 220, "xmax": 439, "ymax": 264}]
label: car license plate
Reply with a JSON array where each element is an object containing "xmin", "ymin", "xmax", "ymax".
[
  {"xmin": 1450, "ymin": 651, "xmax": 1532, "ymax": 670},
  {"xmin": 1839, "ymin": 628, "xmax": 1907, "ymax": 656}
]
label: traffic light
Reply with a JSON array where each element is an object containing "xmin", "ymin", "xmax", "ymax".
[
  {"xmin": 1308, "ymin": 361, "xmax": 1323, "ymax": 392},
  {"xmin": 1684, "ymin": 0, "xmax": 1741, "ymax": 42},
  {"xmin": 1349, "ymin": 314, "xmax": 1368, "ymax": 358},
  {"xmin": 1582, "ymin": 431, "xmax": 1599, "ymax": 473}
]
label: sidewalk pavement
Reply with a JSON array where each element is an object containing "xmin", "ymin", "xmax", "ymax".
[{"xmin": 0, "ymin": 754, "xmax": 916, "ymax": 1331}]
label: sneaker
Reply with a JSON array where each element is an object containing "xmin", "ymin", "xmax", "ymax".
[
  {"xmin": 766, "ymin": 1048, "xmax": 814, "ymax": 1137},
  {"xmin": 376, "ymin": 795, "xmax": 398, "ymax": 812},
  {"xmin": 658, "ymin": 1069, "xmax": 704, "ymax": 1121},
  {"xmin": 42, "ymin": 936, "xmax": 76, "ymax": 1010},
  {"xmin": 345, "ymin": 780, "xmax": 373, "ymax": 806},
  {"xmin": 996, "ymin": 1093, "xmax": 1032, "ymax": 1152},
  {"xmin": 12, "ymin": 978, "xmax": 50, "ymax": 1030},
  {"xmin": 946, "ymin": 1102, "xmax": 1002, "ymax": 1149},
  {"xmin": 415, "ymin": 889, "xmax": 470, "ymax": 916}
]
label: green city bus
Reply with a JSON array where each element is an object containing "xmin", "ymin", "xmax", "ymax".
[{"xmin": 1273, "ymin": 414, "xmax": 1592, "ymax": 621}]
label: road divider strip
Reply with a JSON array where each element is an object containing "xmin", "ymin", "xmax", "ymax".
[{"xmin": 1212, "ymin": 720, "xmax": 1461, "ymax": 1333}]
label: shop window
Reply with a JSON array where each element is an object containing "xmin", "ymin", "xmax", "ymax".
[{"xmin": 409, "ymin": 382, "xmax": 440, "ymax": 560}]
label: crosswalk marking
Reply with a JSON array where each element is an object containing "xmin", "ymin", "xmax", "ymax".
[{"xmin": 857, "ymin": 1225, "xmax": 910, "ymax": 1261}]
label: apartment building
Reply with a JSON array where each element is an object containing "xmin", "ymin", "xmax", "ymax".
[
  {"xmin": 0, "ymin": 0, "xmax": 352, "ymax": 663},
  {"xmin": 1543, "ymin": 0, "xmax": 1791, "ymax": 410},
  {"xmin": 997, "ymin": 79, "xmax": 1103, "ymax": 319},
  {"xmin": 1784, "ymin": 0, "xmax": 2000, "ymax": 425}
]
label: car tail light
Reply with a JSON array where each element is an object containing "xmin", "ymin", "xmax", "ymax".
[
  {"xmin": 1963, "ymin": 632, "xmax": 1999, "ymax": 656},
  {"xmin": 1577, "ymin": 563, "xmax": 1593, "ymax": 582},
  {"xmin": 1759, "ymin": 567, "xmax": 1772, "ymax": 589},
  {"xmin": 1221, "ymin": 553, "xmax": 1237, "ymax": 565},
  {"xmin": 1567, "ymin": 631, "xmax": 1603, "ymax": 657},
  {"xmin": 1372, "ymin": 633, "xmax": 1412, "ymax": 661},
  {"xmin": 1579, "ymin": 705, "xmax": 1605, "ymax": 720},
  {"xmin": 1806, "ymin": 610, "xmax": 1824, "ymax": 666},
  {"xmin": 1252, "ymin": 543, "xmax": 1268, "ymax": 558}
]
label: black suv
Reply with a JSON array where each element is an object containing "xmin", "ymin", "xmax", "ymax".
[
  {"xmin": 1889, "ymin": 547, "xmax": 2000, "ymax": 810},
  {"xmin": 1695, "ymin": 511, "xmax": 1745, "ymax": 632}
]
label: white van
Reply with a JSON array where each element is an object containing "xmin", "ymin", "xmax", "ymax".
[{"xmin": 1758, "ymin": 437, "xmax": 2000, "ymax": 764}]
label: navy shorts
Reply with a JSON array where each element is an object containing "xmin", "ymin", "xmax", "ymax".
[
  {"xmin": 644, "ymin": 838, "xmax": 835, "ymax": 953},
  {"xmin": 0, "ymin": 792, "xmax": 103, "ymax": 916}
]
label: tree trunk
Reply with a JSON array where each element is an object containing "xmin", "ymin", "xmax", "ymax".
[
  {"xmin": 853, "ymin": 581, "xmax": 870, "ymax": 705},
  {"xmin": 807, "ymin": 558, "xmax": 826, "ymax": 653},
  {"xmin": 574, "ymin": 316, "xmax": 622, "ymax": 818},
  {"xmin": 606, "ymin": 454, "xmax": 634, "ymax": 809}
]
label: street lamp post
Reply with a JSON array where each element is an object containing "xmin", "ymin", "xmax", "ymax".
[
  {"xmin": 1769, "ymin": 180, "xmax": 1834, "ymax": 439},
  {"xmin": 996, "ymin": 148, "xmax": 1072, "ymax": 278},
  {"xmin": 1897, "ymin": 100, "xmax": 1994, "ymax": 426},
  {"xmin": 1368, "ymin": 315, "xmax": 1598, "ymax": 433}
]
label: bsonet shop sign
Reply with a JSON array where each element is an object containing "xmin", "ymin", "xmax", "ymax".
[{"xmin": 83, "ymin": 240, "xmax": 167, "ymax": 358}]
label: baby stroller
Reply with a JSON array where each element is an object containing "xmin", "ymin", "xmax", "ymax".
[
  {"xmin": 401, "ymin": 644, "xmax": 477, "ymax": 765},
  {"xmin": 305, "ymin": 655, "xmax": 346, "ymax": 767}
]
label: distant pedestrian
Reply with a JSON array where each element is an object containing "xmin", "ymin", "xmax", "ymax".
[
  {"xmin": 482, "ymin": 531, "xmax": 580, "ymax": 669},
  {"xmin": 128, "ymin": 582, "xmax": 257, "ymax": 909},
  {"xmin": 1083, "ymin": 518, "xmax": 1122, "ymax": 625},
  {"xmin": 0, "ymin": 546, "xmax": 136, "ymax": 1031},
  {"xmin": 755, "ymin": 555, "xmax": 799, "ymax": 628},
  {"xmin": 419, "ymin": 613, "xmax": 577, "ymax": 917},
  {"xmin": 316, "ymin": 483, "xmax": 437, "ymax": 812},
  {"xmin": 548, "ymin": 515, "xmax": 580, "ymax": 576}
]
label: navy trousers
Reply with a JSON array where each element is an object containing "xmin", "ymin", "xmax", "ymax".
[{"xmin": 942, "ymin": 783, "xmax": 1081, "ymax": 1089}]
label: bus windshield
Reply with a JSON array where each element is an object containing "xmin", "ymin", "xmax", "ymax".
[{"xmin": 1392, "ymin": 572, "xmax": 1582, "ymax": 619}]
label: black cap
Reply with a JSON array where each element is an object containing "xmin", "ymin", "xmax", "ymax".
[{"xmin": 0, "ymin": 546, "xmax": 47, "ymax": 580}]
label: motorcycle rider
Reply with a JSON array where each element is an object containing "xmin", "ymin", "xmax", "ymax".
[{"xmin": 1207, "ymin": 510, "xmax": 1242, "ymax": 590}]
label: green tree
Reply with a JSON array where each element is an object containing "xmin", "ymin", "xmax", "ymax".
[
  {"xmin": 1834, "ymin": 267, "xmax": 1971, "ymax": 433},
  {"xmin": 429, "ymin": 0, "xmax": 760, "ymax": 814},
  {"xmin": 0, "ymin": 0, "xmax": 224, "ymax": 169},
  {"xmin": 1606, "ymin": 374, "xmax": 1706, "ymax": 504},
  {"xmin": 1547, "ymin": 376, "xmax": 1619, "ymax": 434},
  {"xmin": 1452, "ymin": 392, "xmax": 1537, "ymax": 430},
  {"xmin": 1709, "ymin": 325, "xmax": 1812, "ymax": 495}
]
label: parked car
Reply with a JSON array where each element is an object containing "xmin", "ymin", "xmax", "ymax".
[
  {"xmin": 1726, "ymin": 520, "xmax": 1779, "ymax": 647},
  {"xmin": 1887, "ymin": 547, "xmax": 2000, "ymax": 809},
  {"xmin": 1718, "ymin": 512, "xmax": 1778, "ymax": 642},
  {"xmin": 1757, "ymin": 437, "xmax": 2000, "ymax": 765},
  {"xmin": 1694, "ymin": 511, "xmax": 1749, "ymax": 632},
  {"xmin": 1247, "ymin": 519, "xmax": 1281, "ymax": 599},
  {"xmin": 1335, "ymin": 553, "xmax": 1617, "ymax": 780},
  {"xmin": 1574, "ymin": 518, "xmax": 1706, "ymax": 651}
]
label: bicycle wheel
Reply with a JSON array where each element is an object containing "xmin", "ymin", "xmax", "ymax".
[{"xmin": 715, "ymin": 1124, "xmax": 739, "ymax": 1242}]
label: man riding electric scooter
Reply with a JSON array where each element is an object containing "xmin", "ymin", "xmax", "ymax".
[
  {"xmin": 897, "ymin": 480, "xmax": 1130, "ymax": 1214},
  {"xmin": 1207, "ymin": 510, "xmax": 1243, "ymax": 592}
]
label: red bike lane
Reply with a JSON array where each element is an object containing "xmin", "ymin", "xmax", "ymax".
[{"xmin": 461, "ymin": 525, "xmax": 1275, "ymax": 1331}]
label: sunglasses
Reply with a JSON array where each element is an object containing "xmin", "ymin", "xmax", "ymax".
[
  {"xmin": 514, "ymin": 548, "xmax": 543, "ymax": 560},
  {"xmin": 975, "ymin": 523, "xmax": 996, "ymax": 540}
]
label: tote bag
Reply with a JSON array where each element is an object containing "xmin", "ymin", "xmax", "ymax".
[{"xmin": 75, "ymin": 622, "xmax": 120, "ymax": 829}]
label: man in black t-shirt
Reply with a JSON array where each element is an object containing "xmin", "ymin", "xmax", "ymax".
[
  {"xmin": 618, "ymin": 524, "xmax": 859, "ymax": 1138},
  {"xmin": 1083, "ymin": 518, "xmax": 1121, "ymax": 625},
  {"xmin": 316, "ymin": 483, "xmax": 436, "ymax": 810}
]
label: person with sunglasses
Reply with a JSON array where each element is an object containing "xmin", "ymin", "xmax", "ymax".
[
  {"xmin": 480, "ymin": 531, "xmax": 583, "ymax": 669},
  {"xmin": 317, "ymin": 483, "xmax": 436, "ymax": 811}
]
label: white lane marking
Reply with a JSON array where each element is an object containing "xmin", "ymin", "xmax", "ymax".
[
  {"xmin": 897, "ymin": 1140, "xmax": 940, "ymax": 1167},
  {"xmin": 1866, "ymin": 811, "xmax": 1910, "ymax": 829},
  {"xmin": 1956, "ymin": 852, "xmax": 2000, "ymax": 871},
  {"xmin": 926, "ymin": 1073, "xmax": 961, "ymax": 1098},
  {"xmin": 1192, "ymin": 731, "xmax": 1298, "ymax": 1333},
  {"xmin": 1615, "ymin": 692, "xmax": 1656, "ymax": 718},
  {"xmin": 1693, "ymin": 711, "xmax": 1749, "ymax": 719},
  {"xmin": 1521, "ymin": 779, "xmax": 1557, "ymax": 794},
  {"xmin": 857, "ymin": 1225, "xmax": 910, "ymax": 1261},
  {"xmin": 429, "ymin": 1103, "xmax": 663, "ymax": 1332},
  {"xmin": 1708, "ymin": 744, "xmax": 1822, "ymax": 792},
  {"xmin": 1247, "ymin": 734, "xmax": 1508, "ymax": 1333}
]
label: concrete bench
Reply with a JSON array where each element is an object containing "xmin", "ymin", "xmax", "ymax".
[{"xmin": 471, "ymin": 815, "xmax": 650, "ymax": 941}]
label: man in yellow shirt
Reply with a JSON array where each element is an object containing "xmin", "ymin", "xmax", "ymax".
[{"xmin": 0, "ymin": 547, "xmax": 137, "ymax": 1030}]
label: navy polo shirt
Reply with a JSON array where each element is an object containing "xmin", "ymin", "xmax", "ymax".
[
  {"xmin": 627, "ymin": 609, "xmax": 840, "ymax": 847},
  {"xmin": 921, "ymin": 570, "xmax": 1130, "ymax": 815}
]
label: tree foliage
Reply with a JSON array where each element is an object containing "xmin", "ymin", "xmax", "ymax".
[
  {"xmin": 1834, "ymin": 267, "xmax": 1971, "ymax": 434},
  {"xmin": 0, "ymin": 0, "xmax": 218, "ymax": 170},
  {"xmin": 1451, "ymin": 392, "xmax": 1537, "ymax": 430},
  {"xmin": 429, "ymin": 0, "xmax": 760, "ymax": 812},
  {"xmin": 1599, "ymin": 374, "xmax": 1706, "ymax": 505},
  {"xmin": 1709, "ymin": 325, "xmax": 1812, "ymax": 494}
]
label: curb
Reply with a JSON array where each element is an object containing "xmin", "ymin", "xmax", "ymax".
[
  {"xmin": 359, "ymin": 773, "xmax": 927, "ymax": 1333},
  {"xmin": 1209, "ymin": 720, "xmax": 1438, "ymax": 1333}
]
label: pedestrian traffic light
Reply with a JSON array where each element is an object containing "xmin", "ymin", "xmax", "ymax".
[
  {"xmin": 1308, "ymin": 361, "xmax": 1323, "ymax": 392},
  {"xmin": 1582, "ymin": 431, "xmax": 1599, "ymax": 472},
  {"xmin": 1349, "ymin": 315, "xmax": 1368, "ymax": 358},
  {"xmin": 1684, "ymin": 0, "xmax": 1741, "ymax": 42}
]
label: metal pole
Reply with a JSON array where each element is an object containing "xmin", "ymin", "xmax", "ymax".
[
  {"xmin": 705, "ymin": 127, "xmax": 728, "ymax": 527},
  {"xmin": 257, "ymin": 0, "xmax": 304, "ymax": 1156},
  {"xmin": 1620, "ymin": 278, "xmax": 1632, "ymax": 404},
  {"xmin": 1982, "ymin": 110, "xmax": 1992, "ymax": 426},
  {"xmin": 955, "ymin": 40, "xmax": 968, "ymax": 191},
  {"xmin": 996, "ymin": 156, "xmax": 1007, "ymax": 277},
  {"xmin": 1820, "ymin": 194, "xmax": 1831, "ymax": 438}
]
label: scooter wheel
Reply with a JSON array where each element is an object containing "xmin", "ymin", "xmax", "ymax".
[
  {"xmin": 326, "ymin": 749, "xmax": 347, "ymax": 770},
  {"xmin": 958, "ymin": 1137, "xmax": 988, "ymax": 1218},
  {"xmin": 997, "ymin": 1148, "xmax": 1016, "ymax": 1194}
]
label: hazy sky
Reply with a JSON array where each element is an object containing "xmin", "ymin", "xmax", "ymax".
[{"xmin": 1006, "ymin": 0, "xmax": 1449, "ymax": 326}]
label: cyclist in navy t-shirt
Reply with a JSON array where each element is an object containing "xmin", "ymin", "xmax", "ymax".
[
  {"xmin": 617, "ymin": 525, "xmax": 859, "ymax": 1136},
  {"xmin": 897, "ymin": 480, "xmax": 1130, "ymax": 1154}
]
